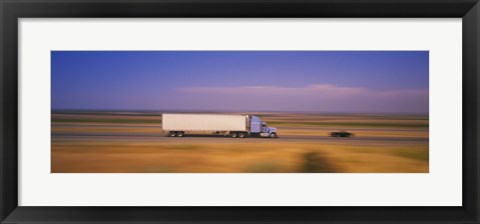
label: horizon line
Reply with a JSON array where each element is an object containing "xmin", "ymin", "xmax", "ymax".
[{"xmin": 51, "ymin": 108, "xmax": 429, "ymax": 115}]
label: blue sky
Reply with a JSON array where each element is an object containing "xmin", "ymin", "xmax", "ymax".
[{"xmin": 51, "ymin": 51, "xmax": 428, "ymax": 113}]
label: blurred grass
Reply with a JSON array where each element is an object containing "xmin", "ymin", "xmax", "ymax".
[
  {"xmin": 344, "ymin": 146, "xmax": 429, "ymax": 162},
  {"xmin": 301, "ymin": 151, "xmax": 340, "ymax": 173},
  {"xmin": 390, "ymin": 148, "xmax": 429, "ymax": 161},
  {"xmin": 169, "ymin": 144, "xmax": 201, "ymax": 150},
  {"xmin": 244, "ymin": 161, "xmax": 281, "ymax": 173},
  {"xmin": 52, "ymin": 141, "xmax": 429, "ymax": 173}
]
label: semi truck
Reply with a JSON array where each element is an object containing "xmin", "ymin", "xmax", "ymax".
[{"xmin": 162, "ymin": 113, "xmax": 278, "ymax": 138}]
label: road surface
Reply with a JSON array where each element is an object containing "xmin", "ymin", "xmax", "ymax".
[{"xmin": 52, "ymin": 132, "xmax": 427, "ymax": 145}]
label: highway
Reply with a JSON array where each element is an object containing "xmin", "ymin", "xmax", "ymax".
[{"xmin": 52, "ymin": 132, "xmax": 427, "ymax": 145}]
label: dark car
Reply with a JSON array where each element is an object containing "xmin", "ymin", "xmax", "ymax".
[{"xmin": 330, "ymin": 131, "xmax": 354, "ymax": 137}]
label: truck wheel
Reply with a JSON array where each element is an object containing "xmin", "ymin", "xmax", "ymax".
[
  {"xmin": 169, "ymin": 131, "xmax": 176, "ymax": 137},
  {"xmin": 269, "ymin": 133, "xmax": 277, "ymax": 138},
  {"xmin": 238, "ymin": 132, "xmax": 246, "ymax": 138},
  {"xmin": 176, "ymin": 131, "xmax": 184, "ymax": 137},
  {"xmin": 230, "ymin": 132, "xmax": 238, "ymax": 138}
]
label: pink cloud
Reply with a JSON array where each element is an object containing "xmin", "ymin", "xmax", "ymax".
[
  {"xmin": 173, "ymin": 84, "xmax": 428, "ymax": 113},
  {"xmin": 179, "ymin": 84, "xmax": 366, "ymax": 96}
]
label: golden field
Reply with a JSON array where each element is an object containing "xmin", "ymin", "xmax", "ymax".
[{"xmin": 51, "ymin": 112, "xmax": 428, "ymax": 173}]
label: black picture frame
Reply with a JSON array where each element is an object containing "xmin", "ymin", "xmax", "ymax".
[{"xmin": 1, "ymin": 0, "xmax": 479, "ymax": 223}]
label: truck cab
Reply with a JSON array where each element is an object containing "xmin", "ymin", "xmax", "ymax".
[{"xmin": 249, "ymin": 115, "xmax": 278, "ymax": 138}]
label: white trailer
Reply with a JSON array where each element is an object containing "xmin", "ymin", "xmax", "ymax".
[{"xmin": 162, "ymin": 113, "xmax": 278, "ymax": 138}]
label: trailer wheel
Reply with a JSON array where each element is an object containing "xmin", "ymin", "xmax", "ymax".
[
  {"xmin": 238, "ymin": 132, "xmax": 246, "ymax": 138},
  {"xmin": 176, "ymin": 131, "xmax": 184, "ymax": 137},
  {"xmin": 168, "ymin": 131, "xmax": 176, "ymax": 137},
  {"xmin": 230, "ymin": 132, "xmax": 238, "ymax": 138}
]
